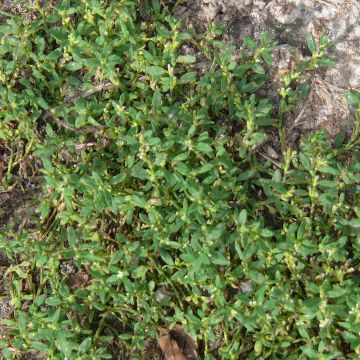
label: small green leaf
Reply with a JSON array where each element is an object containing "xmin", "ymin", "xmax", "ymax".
[
  {"xmin": 244, "ymin": 37, "xmax": 256, "ymax": 50},
  {"xmin": 195, "ymin": 143, "xmax": 213, "ymax": 154},
  {"xmin": 119, "ymin": 333, "xmax": 132, "ymax": 340},
  {"xmin": 261, "ymin": 229, "xmax": 273, "ymax": 238},
  {"xmin": 152, "ymin": 0, "xmax": 160, "ymax": 14},
  {"xmin": 107, "ymin": 274, "xmax": 122, "ymax": 284},
  {"xmin": 327, "ymin": 287, "xmax": 347, "ymax": 298},
  {"xmin": 49, "ymin": 28, "xmax": 68, "ymax": 43},
  {"xmin": 47, "ymin": 48, "xmax": 62, "ymax": 61},
  {"xmin": 250, "ymin": 132, "xmax": 267, "ymax": 148},
  {"xmin": 58, "ymin": 334, "xmax": 76, "ymax": 357},
  {"xmin": 67, "ymin": 227, "xmax": 77, "ymax": 247},
  {"xmin": 110, "ymin": 173, "xmax": 126, "ymax": 185},
  {"xmin": 17, "ymin": 312, "xmax": 27, "ymax": 333},
  {"xmin": 320, "ymin": 33, "xmax": 329, "ymax": 46},
  {"xmin": 254, "ymin": 339, "xmax": 262, "ymax": 355},
  {"xmin": 260, "ymin": 31, "xmax": 270, "ymax": 44},
  {"xmin": 78, "ymin": 338, "xmax": 92, "ymax": 354},
  {"xmin": 109, "ymin": 250, "xmax": 123, "ymax": 265},
  {"xmin": 318, "ymin": 166, "xmax": 340, "ymax": 176},
  {"xmin": 298, "ymin": 325, "xmax": 309, "ymax": 339},
  {"xmin": 319, "ymin": 57, "xmax": 336, "ymax": 67},
  {"xmin": 132, "ymin": 266, "xmax": 147, "ymax": 278},
  {"xmin": 262, "ymin": 52, "xmax": 273, "ymax": 65},
  {"xmin": 152, "ymin": 89, "xmax": 162, "ymax": 111},
  {"xmin": 346, "ymin": 90, "xmax": 360, "ymax": 109},
  {"xmin": 197, "ymin": 163, "xmax": 213, "ymax": 174},
  {"xmin": 211, "ymin": 252, "xmax": 229, "ymax": 265},
  {"xmin": 179, "ymin": 71, "xmax": 197, "ymax": 84},
  {"xmin": 160, "ymin": 250, "xmax": 174, "ymax": 265},
  {"xmin": 252, "ymin": 64, "xmax": 265, "ymax": 74},
  {"xmin": 302, "ymin": 345, "xmax": 318, "ymax": 358},
  {"xmin": 65, "ymin": 62, "xmax": 83, "ymax": 71},
  {"xmin": 45, "ymin": 297, "xmax": 62, "ymax": 306},
  {"xmin": 37, "ymin": 97, "xmax": 49, "ymax": 109},
  {"xmin": 306, "ymin": 33, "xmax": 317, "ymax": 54},
  {"xmin": 238, "ymin": 209, "xmax": 247, "ymax": 225},
  {"xmin": 147, "ymin": 66, "xmax": 165, "ymax": 78},
  {"xmin": 296, "ymin": 83, "xmax": 311, "ymax": 99},
  {"xmin": 299, "ymin": 153, "xmax": 311, "ymax": 170},
  {"xmin": 334, "ymin": 130, "xmax": 346, "ymax": 148},
  {"xmin": 177, "ymin": 55, "xmax": 196, "ymax": 64},
  {"xmin": 318, "ymin": 180, "xmax": 337, "ymax": 189}
]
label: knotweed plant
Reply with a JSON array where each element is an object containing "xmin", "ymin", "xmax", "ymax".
[{"xmin": 0, "ymin": 1, "xmax": 359, "ymax": 359}]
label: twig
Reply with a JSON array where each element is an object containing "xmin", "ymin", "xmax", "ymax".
[
  {"xmin": 316, "ymin": 0, "xmax": 338, "ymax": 7},
  {"xmin": 316, "ymin": 76, "xmax": 350, "ymax": 93},
  {"xmin": 75, "ymin": 142, "xmax": 97, "ymax": 151},
  {"xmin": 288, "ymin": 103, "xmax": 308, "ymax": 132},
  {"xmin": 0, "ymin": 9, "xmax": 15, "ymax": 18},
  {"xmin": 48, "ymin": 81, "xmax": 115, "ymax": 134},
  {"xmin": 0, "ymin": 183, "xmax": 17, "ymax": 194},
  {"xmin": 288, "ymin": 85, "xmax": 315, "ymax": 132},
  {"xmin": 43, "ymin": 111, "xmax": 105, "ymax": 135},
  {"xmin": 64, "ymin": 81, "xmax": 114, "ymax": 104},
  {"xmin": 258, "ymin": 151, "xmax": 282, "ymax": 169}
]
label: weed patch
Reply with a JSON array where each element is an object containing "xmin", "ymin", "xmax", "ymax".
[{"xmin": 0, "ymin": 1, "xmax": 359, "ymax": 359}]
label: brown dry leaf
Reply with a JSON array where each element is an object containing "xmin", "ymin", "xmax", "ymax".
[
  {"xmin": 158, "ymin": 325, "xmax": 198, "ymax": 360},
  {"xmin": 158, "ymin": 335, "xmax": 186, "ymax": 360},
  {"xmin": 169, "ymin": 325, "xmax": 198, "ymax": 360},
  {"xmin": 67, "ymin": 271, "xmax": 90, "ymax": 290}
]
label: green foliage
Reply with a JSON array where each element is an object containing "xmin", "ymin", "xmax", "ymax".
[{"xmin": 0, "ymin": 1, "xmax": 359, "ymax": 359}]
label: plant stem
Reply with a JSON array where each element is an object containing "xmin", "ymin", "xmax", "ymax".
[{"xmin": 0, "ymin": 9, "xmax": 15, "ymax": 18}]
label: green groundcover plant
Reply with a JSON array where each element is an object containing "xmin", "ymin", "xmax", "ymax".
[{"xmin": 0, "ymin": 0, "xmax": 359, "ymax": 359}]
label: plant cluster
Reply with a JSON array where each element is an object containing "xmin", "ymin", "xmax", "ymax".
[{"xmin": 0, "ymin": 0, "xmax": 359, "ymax": 359}]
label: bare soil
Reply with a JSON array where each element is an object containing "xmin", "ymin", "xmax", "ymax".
[{"xmin": 174, "ymin": 0, "xmax": 359, "ymax": 137}]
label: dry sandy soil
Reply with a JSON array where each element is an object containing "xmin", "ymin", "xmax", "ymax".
[{"xmin": 174, "ymin": 0, "xmax": 360, "ymax": 136}]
